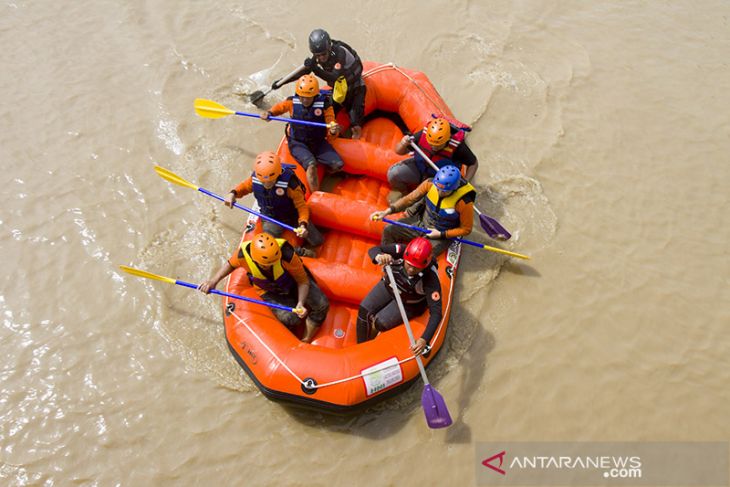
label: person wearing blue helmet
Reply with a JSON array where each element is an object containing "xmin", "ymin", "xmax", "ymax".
[{"xmin": 371, "ymin": 164, "xmax": 476, "ymax": 257}]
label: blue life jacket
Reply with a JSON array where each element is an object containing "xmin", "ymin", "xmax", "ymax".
[
  {"xmin": 288, "ymin": 94, "xmax": 327, "ymax": 144},
  {"xmin": 251, "ymin": 167, "xmax": 297, "ymax": 221}
]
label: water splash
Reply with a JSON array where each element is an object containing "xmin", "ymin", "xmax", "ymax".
[{"xmin": 156, "ymin": 114, "xmax": 184, "ymax": 156}]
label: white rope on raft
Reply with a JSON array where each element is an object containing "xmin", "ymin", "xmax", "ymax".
[
  {"xmin": 225, "ymin": 242, "xmax": 459, "ymax": 391},
  {"xmin": 228, "ymin": 308, "xmax": 417, "ymax": 389},
  {"xmin": 362, "ymin": 62, "xmax": 450, "ymax": 118}
]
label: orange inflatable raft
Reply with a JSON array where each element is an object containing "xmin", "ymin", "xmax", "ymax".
[{"xmin": 222, "ymin": 62, "xmax": 464, "ymax": 413}]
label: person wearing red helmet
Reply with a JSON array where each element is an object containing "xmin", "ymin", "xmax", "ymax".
[
  {"xmin": 356, "ymin": 237, "xmax": 442, "ymax": 355},
  {"xmin": 261, "ymin": 74, "xmax": 343, "ymax": 192}
]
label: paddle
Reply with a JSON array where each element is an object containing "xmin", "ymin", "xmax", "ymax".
[
  {"xmin": 249, "ymin": 87, "xmax": 275, "ymax": 106},
  {"xmin": 384, "ymin": 265, "xmax": 452, "ymax": 429},
  {"xmin": 382, "ymin": 218, "xmax": 530, "ymax": 260},
  {"xmin": 408, "ymin": 139, "xmax": 511, "ymax": 241},
  {"xmin": 195, "ymin": 98, "xmax": 333, "ymax": 129},
  {"xmin": 119, "ymin": 265, "xmax": 301, "ymax": 313},
  {"xmin": 154, "ymin": 165, "xmax": 299, "ymax": 234},
  {"xmin": 249, "ymin": 64, "xmax": 306, "ymax": 105}
]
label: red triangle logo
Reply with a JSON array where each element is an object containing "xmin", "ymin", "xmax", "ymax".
[{"xmin": 482, "ymin": 450, "xmax": 506, "ymax": 475}]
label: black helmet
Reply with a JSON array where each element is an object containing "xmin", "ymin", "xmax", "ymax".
[{"xmin": 308, "ymin": 29, "xmax": 331, "ymax": 55}]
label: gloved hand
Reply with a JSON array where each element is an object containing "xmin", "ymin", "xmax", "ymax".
[
  {"xmin": 304, "ymin": 57, "xmax": 315, "ymax": 69},
  {"xmin": 270, "ymin": 78, "xmax": 282, "ymax": 90}
]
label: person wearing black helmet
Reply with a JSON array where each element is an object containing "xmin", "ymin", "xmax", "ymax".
[{"xmin": 275, "ymin": 29, "xmax": 366, "ymax": 139}]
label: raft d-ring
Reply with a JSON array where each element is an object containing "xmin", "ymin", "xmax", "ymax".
[
  {"xmin": 301, "ymin": 378, "xmax": 318, "ymax": 395},
  {"xmin": 225, "ymin": 302, "xmax": 236, "ymax": 316}
]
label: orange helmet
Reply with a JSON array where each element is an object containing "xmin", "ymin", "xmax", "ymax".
[
  {"xmin": 425, "ymin": 118, "xmax": 451, "ymax": 146},
  {"xmin": 250, "ymin": 233, "xmax": 282, "ymax": 266},
  {"xmin": 254, "ymin": 151, "xmax": 282, "ymax": 182},
  {"xmin": 295, "ymin": 74, "xmax": 319, "ymax": 97}
]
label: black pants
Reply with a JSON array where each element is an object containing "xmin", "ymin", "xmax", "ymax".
[
  {"xmin": 262, "ymin": 275, "xmax": 329, "ymax": 328},
  {"xmin": 356, "ymin": 280, "xmax": 424, "ymax": 343}
]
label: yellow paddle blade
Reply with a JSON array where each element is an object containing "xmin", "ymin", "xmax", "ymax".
[
  {"xmin": 119, "ymin": 265, "xmax": 176, "ymax": 284},
  {"xmin": 194, "ymin": 98, "xmax": 235, "ymax": 119},
  {"xmin": 482, "ymin": 244, "xmax": 531, "ymax": 260},
  {"xmin": 154, "ymin": 165, "xmax": 199, "ymax": 191}
]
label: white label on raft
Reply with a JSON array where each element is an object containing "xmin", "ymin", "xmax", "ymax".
[{"xmin": 362, "ymin": 357, "xmax": 403, "ymax": 397}]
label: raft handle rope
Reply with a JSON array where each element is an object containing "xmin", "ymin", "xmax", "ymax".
[
  {"xmin": 220, "ymin": 82, "xmax": 461, "ymax": 391},
  {"xmin": 223, "ymin": 243, "xmax": 459, "ymax": 391},
  {"xmin": 362, "ymin": 63, "xmax": 450, "ymax": 119},
  {"xmin": 229, "ymin": 308, "xmax": 418, "ymax": 389}
]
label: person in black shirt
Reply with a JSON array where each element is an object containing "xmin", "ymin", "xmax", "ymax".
[
  {"xmin": 356, "ymin": 237, "xmax": 442, "ymax": 355},
  {"xmin": 274, "ymin": 29, "xmax": 366, "ymax": 139},
  {"xmin": 388, "ymin": 117, "xmax": 479, "ymax": 193}
]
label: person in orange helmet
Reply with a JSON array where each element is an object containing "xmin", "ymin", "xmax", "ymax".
[
  {"xmin": 387, "ymin": 117, "xmax": 479, "ymax": 194},
  {"xmin": 356, "ymin": 237, "xmax": 442, "ymax": 356},
  {"xmin": 225, "ymin": 151, "xmax": 323, "ymax": 257},
  {"xmin": 262, "ymin": 74, "xmax": 343, "ymax": 192},
  {"xmin": 272, "ymin": 29, "xmax": 366, "ymax": 140},
  {"xmin": 198, "ymin": 232, "xmax": 329, "ymax": 343}
]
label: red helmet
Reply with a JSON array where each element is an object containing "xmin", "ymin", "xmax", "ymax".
[{"xmin": 403, "ymin": 237, "xmax": 432, "ymax": 269}]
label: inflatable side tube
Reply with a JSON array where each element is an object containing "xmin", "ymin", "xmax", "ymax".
[
  {"xmin": 308, "ymin": 192, "xmax": 387, "ymax": 240},
  {"xmin": 306, "ymin": 260, "xmax": 381, "ymax": 305}
]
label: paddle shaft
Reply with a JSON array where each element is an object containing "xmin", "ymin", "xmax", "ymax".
[
  {"xmin": 196, "ymin": 187, "xmax": 297, "ymax": 232},
  {"xmin": 229, "ymin": 109, "xmax": 330, "ymax": 128},
  {"xmin": 385, "ymin": 266, "xmax": 430, "ymax": 385},
  {"xmin": 381, "ymin": 217, "xmax": 528, "ymax": 259},
  {"xmin": 120, "ymin": 265, "xmax": 299, "ymax": 313},
  {"xmin": 173, "ymin": 278, "xmax": 295, "ymax": 312}
]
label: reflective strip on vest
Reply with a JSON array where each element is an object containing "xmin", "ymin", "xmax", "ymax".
[
  {"xmin": 290, "ymin": 94, "xmax": 327, "ymax": 143},
  {"xmin": 251, "ymin": 167, "xmax": 297, "ymax": 220}
]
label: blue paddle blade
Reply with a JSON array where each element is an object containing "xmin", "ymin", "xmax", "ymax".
[
  {"xmin": 421, "ymin": 385, "xmax": 453, "ymax": 429},
  {"xmin": 479, "ymin": 214, "xmax": 511, "ymax": 241}
]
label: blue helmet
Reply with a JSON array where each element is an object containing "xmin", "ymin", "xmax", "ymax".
[{"xmin": 433, "ymin": 165, "xmax": 461, "ymax": 192}]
